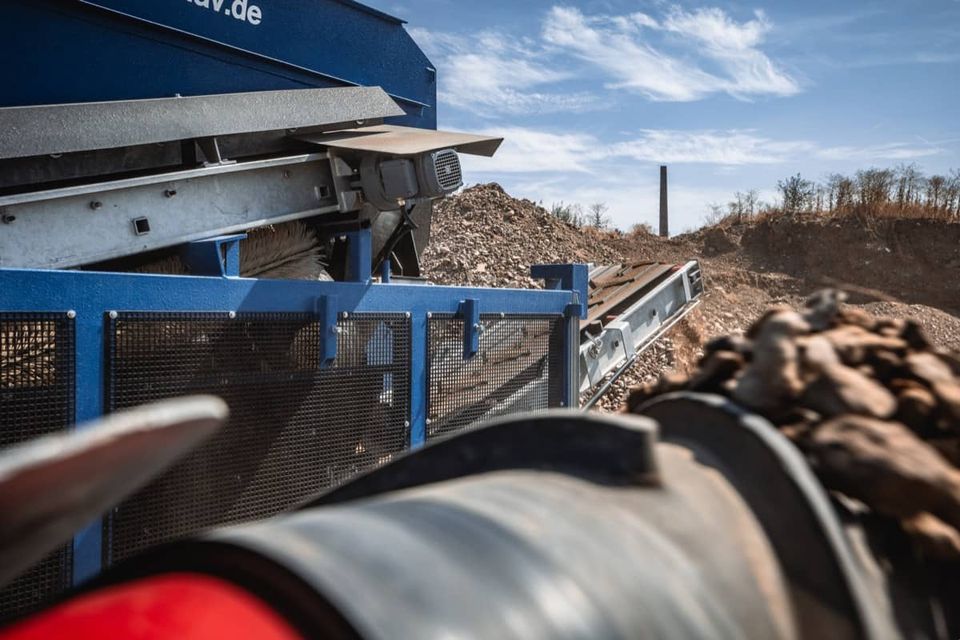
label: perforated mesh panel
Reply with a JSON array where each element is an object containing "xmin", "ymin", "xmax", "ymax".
[
  {"xmin": 0, "ymin": 314, "xmax": 75, "ymax": 622},
  {"xmin": 427, "ymin": 314, "xmax": 564, "ymax": 441},
  {"xmin": 105, "ymin": 312, "xmax": 410, "ymax": 564}
]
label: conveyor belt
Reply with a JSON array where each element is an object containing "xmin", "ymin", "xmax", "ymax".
[{"xmin": 580, "ymin": 261, "xmax": 704, "ymax": 403}]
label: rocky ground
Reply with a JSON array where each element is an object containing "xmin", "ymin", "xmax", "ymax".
[
  {"xmin": 421, "ymin": 183, "xmax": 960, "ymax": 412},
  {"xmin": 421, "ymin": 184, "xmax": 622, "ymax": 288}
]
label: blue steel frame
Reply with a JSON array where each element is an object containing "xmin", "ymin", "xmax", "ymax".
[
  {"xmin": 0, "ymin": 251, "xmax": 587, "ymax": 587},
  {"xmin": 0, "ymin": 0, "xmax": 437, "ymax": 128}
]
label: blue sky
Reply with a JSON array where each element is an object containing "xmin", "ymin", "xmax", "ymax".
[{"xmin": 371, "ymin": 0, "xmax": 959, "ymax": 232}]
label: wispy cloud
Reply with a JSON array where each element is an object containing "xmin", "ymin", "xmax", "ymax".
[
  {"xmin": 410, "ymin": 4, "xmax": 801, "ymax": 116},
  {"xmin": 542, "ymin": 6, "xmax": 800, "ymax": 101},
  {"xmin": 409, "ymin": 28, "xmax": 597, "ymax": 117},
  {"xmin": 460, "ymin": 127, "xmax": 944, "ymax": 175}
]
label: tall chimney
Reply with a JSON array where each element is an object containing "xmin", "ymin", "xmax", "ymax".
[{"xmin": 659, "ymin": 165, "xmax": 669, "ymax": 238}]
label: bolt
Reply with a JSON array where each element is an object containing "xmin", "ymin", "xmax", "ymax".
[
  {"xmin": 89, "ymin": 201, "xmax": 103, "ymax": 211},
  {"xmin": 108, "ymin": 311, "xmax": 118, "ymax": 319},
  {"xmin": 66, "ymin": 310, "xmax": 76, "ymax": 319},
  {"xmin": 403, "ymin": 421, "xmax": 410, "ymax": 428},
  {"xmin": 331, "ymin": 326, "xmax": 343, "ymax": 335},
  {"xmin": 426, "ymin": 418, "xmax": 432, "ymax": 425},
  {"xmin": 341, "ymin": 312, "xmax": 349, "ymax": 319},
  {"xmin": 426, "ymin": 312, "xmax": 433, "ymax": 319},
  {"xmin": 500, "ymin": 313, "xmax": 506, "ymax": 319},
  {"xmin": 228, "ymin": 311, "xmax": 237, "ymax": 319},
  {"xmin": 405, "ymin": 312, "xmax": 411, "ymax": 319},
  {"xmin": 560, "ymin": 401, "xmax": 566, "ymax": 407}
]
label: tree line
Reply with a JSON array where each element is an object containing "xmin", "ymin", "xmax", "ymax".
[{"xmin": 712, "ymin": 164, "xmax": 960, "ymax": 224}]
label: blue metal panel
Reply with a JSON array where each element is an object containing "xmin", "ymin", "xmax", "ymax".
[
  {"xmin": 531, "ymin": 264, "xmax": 590, "ymax": 320},
  {"xmin": 0, "ymin": 266, "xmax": 579, "ymax": 584},
  {"xmin": 0, "ymin": 0, "xmax": 436, "ymax": 128}
]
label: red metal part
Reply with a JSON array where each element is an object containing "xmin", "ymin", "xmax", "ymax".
[{"xmin": 1, "ymin": 574, "xmax": 301, "ymax": 640}]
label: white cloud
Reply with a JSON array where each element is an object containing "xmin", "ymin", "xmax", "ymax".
[
  {"xmin": 610, "ymin": 130, "xmax": 813, "ymax": 164},
  {"xmin": 459, "ymin": 127, "xmax": 942, "ymax": 172},
  {"xmin": 542, "ymin": 6, "xmax": 800, "ymax": 101},
  {"xmin": 459, "ymin": 127, "xmax": 600, "ymax": 174},
  {"xmin": 817, "ymin": 143, "xmax": 945, "ymax": 161},
  {"xmin": 409, "ymin": 28, "xmax": 596, "ymax": 117}
]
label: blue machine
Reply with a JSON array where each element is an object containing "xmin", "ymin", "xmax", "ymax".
[
  {"xmin": 0, "ymin": 0, "xmax": 436, "ymax": 128},
  {"xmin": 0, "ymin": 0, "xmax": 588, "ymax": 622}
]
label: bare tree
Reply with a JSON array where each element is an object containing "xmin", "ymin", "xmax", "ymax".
[
  {"xmin": 825, "ymin": 173, "xmax": 854, "ymax": 212},
  {"xmin": 894, "ymin": 163, "xmax": 923, "ymax": 210},
  {"xmin": 588, "ymin": 202, "xmax": 610, "ymax": 229},
  {"xmin": 927, "ymin": 175, "xmax": 947, "ymax": 211},
  {"xmin": 778, "ymin": 174, "xmax": 815, "ymax": 215},
  {"xmin": 855, "ymin": 168, "xmax": 894, "ymax": 208},
  {"xmin": 948, "ymin": 169, "xmax": 960, "ymax": 218}
]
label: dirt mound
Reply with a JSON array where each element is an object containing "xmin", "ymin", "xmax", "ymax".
[
  {"xmin": 740, "ymin": 218, "xmax": 960, "ymax": 315},
  {"xmin": 424, "ymin": 185, "xmax": 960, "ymax": 416},
  {"xmin": 422, "ymin": 184, "xmax": 622, "ymax": 288}
]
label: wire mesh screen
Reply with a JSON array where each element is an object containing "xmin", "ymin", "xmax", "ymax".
[
  {"xmin": 104, "ymin": 312, "xmax": 410, "ymax": 564},
  {"xmin": 427, "ymin": 314, "xmax": 565, "ymax": 441},
  {"xmin": 0, "ymin": 313, "xmax": 75, "ymax": 622}
]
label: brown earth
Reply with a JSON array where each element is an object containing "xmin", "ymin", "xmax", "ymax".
[{"xmin": 422, "ymin": 184, "xmax": 960, "ymax": 411}]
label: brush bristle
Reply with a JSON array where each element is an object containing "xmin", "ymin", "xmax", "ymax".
[{"xmin": 134, "ymin": 221, "xmax": 331, "ymax": 281}]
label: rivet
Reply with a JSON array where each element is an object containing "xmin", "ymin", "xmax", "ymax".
[
  {"xmin": 425, "ymin": 418, "xmax": 432, "ymax": 425},
  {"xmin": 89, "ymin": 201, "xmax": 103, "ymax": 211},
  {"xmin": 108, "ymin": 311, "xmax": 118, "ymax": 319},
  {"xmin": 500, "ymin": 313, "xmax": 506, "ymax": 319},
  {"xmin": 66, "ymin": 310, "xmax": 76, "ymax": 319},
  {"xmin": 228, "ymin": 311, "xmax": 237, "ymax": 319},
  {"xmin": 405, "ymin": 312, "xmax": 411, "ymax": 319},
  {"xmin": 403, "ymin": 421, "xmax": 410, "ymax": 428},
  {"xmin": 426, "ymin": 312, "xmax": 433, "ymax": 319},
  {"xmin": 341, "ymin": 312, "xmax": 349, "ymax": 319}
]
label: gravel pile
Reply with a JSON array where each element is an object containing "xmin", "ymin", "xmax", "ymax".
[
  {"xmin": 626, "ymin": 290, "xmax": 960, "ymax": 560},
  {"xmin": 421, "ymin": 184, "xmax": 622, "ymax": 288}
]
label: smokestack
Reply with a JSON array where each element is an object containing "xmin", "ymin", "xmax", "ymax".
[{"xmin": 659, "ymin": 165, "xmax": 669, "ymax": 238}]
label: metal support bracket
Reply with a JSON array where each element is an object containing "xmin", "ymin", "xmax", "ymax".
[
  {"xmin": 315, "ymin": 295, "xmax": 340, "ymax": 367},
  {"xmin": 380, "ymin": 257, "xmax": 392, "ymax": 284},
  {"xmin": 531, "ymin": 264, "xmax": 589, "ymax": 319},
  {"xmin": 196, "ymin": 136, "xmax": 235, "ymax": 167},
  {"xmin": 343, "ymin": 229, "xmax": 373, "ymax": 284},
  {"xmin": 180, "ymin": 234, "xmax": 247, "ymax": 278},
  {"xmin": 460, "ymin": 298, "xmax": 480, "ymax": 359}
]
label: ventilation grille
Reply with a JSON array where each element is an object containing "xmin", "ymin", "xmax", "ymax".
[
  {"xmin": 432, "ymin": 149, "xmax": 463, "ymax": 192},
  {"xmin": 427, "ymin": 314, "xmax": 564, "ymax": 441},
  {"xmin": 0, "ymin": 313, "xmax": 75, "ymax": 622},
  {"xmin": 104, "ymin": 312, "xmax": 410, "ymax": 564}
]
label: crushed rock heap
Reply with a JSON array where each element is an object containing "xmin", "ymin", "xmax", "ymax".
[
  {"xmin": 421, "ymin": 184, "xmax": 622, "ymax": 288},
  {"xmin": 627, "ymin": 290, "xmax": 960, "ymax": 560}
]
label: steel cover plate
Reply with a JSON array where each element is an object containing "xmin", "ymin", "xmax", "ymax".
[{"xmin": 298, "ymin": 125, "xmax": 504, "ymax": 157}]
